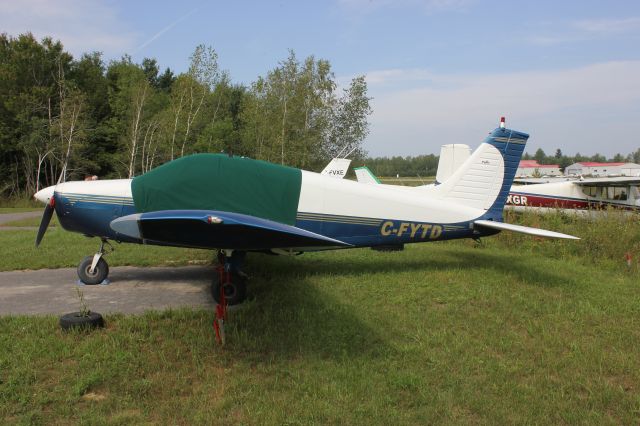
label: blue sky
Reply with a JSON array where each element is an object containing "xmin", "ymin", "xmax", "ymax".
[{"xmin": 2, "ymin": 0, "xmax": 640, "ymax": 158}]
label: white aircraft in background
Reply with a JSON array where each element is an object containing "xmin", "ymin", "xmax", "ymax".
[
  {"xmin": 321, "ymin": 158, "xmax": 351, "ymax": 179},
  {"xmin": 506, "ymin": 177, "xmax": 640, "ymax": 212}
]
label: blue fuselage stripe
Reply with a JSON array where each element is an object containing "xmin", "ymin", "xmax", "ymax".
[{"xmin": 55, "ymin": 193, "xmax": 480, "ymax": 248}]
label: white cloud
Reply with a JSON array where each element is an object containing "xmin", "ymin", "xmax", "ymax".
[
  {"xmin": 363, "ymin": 61, "xmax": 640, "ymax": 157},
  {"xmin": 363, "ymin": 68, "xmax": 435, "ymax": 85},
  {"xmin": 0, "ymin": 0, "xmax": 137, "ymax": 56},
  {"xmin": 527, "ymin": 16, "xmax": 640, "ymax": 45},
  {"xmin": 573, "ymin": 17, "xmax": 640, "ymax": 34}
]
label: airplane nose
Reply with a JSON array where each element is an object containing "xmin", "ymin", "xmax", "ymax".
[{"xmin": 34, "ymin": 186, "xmax": 55, "ymax": 204}]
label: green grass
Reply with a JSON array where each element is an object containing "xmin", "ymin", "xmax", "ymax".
[
  {"xmin": 0, "ymin": 198, "xmax": 40, "ymax": 209},
  {"xmin": 378, "ymin": 176, "xmax": 434, "ymax": 186},
  {"xmin": 0, "ymin": 229, "xmax": 212, "ymax": 271},
  {"xmin": 1, "ymin": 207, "xmax": 640, "ymax": 423},
  {"xmin": 1, "ymin": 244, "xmax": 639, "ymax": 424}
]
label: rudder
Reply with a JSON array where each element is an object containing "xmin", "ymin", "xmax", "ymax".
[{"xmin": 433, "ymin": 124, "xmax": 529, "ymax": 220}]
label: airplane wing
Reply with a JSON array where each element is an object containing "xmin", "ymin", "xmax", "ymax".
[
  {"xmin": 474, "ymin": 220, "xmax": 579, "ymax": 239},
  {"xmin": 572, "ymin": 177, "xmax": 640, "ymax": 186},
  {"xmin": 513, "ymin": 177, "xmax": 577, "ymax": 185},
  {"xmin": 111, "ymin": 210, "xmax": 350, "ymax": 250}
]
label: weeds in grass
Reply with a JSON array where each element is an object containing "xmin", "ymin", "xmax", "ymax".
[
  {"xmin": 499, "ymin": 208, "xmax": 640, "ymax": 270},
  {"xmin": 0, "ymin": 197, "xmax": 40, "ymax": 208},
  {"xmin": 75, "ymin": 287, "xmax": 90, "ymax": 317}
]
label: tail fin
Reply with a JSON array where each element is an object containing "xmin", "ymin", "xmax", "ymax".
[
  {"xmin": 433, "ymin": 125, "xmax": 529, "ymax": 220},
  {"xmin": 435, "ymin": 144, "xmax": 471, "ymax": 184},
  {"xmin": 354, "ymin": 166, "xmax": 381, "ymax": 185},
  {"xmin": 321, "ymin": 158, "xmax": 351, "ymax": 179}
]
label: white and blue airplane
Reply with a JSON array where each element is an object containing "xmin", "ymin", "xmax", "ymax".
[{"xmin": 34, "ymin": 120, "xmax": 578, "ymax": 304}]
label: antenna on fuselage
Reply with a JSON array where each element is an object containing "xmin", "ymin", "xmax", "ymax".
[{"xmin": 334, "ymin": 144, "xmax": 357, "ymax": 159}]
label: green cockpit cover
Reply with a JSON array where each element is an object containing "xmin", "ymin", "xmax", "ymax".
[{"xmin": 131, "ymin": 154, "xmax": 302, "ymax": 225}]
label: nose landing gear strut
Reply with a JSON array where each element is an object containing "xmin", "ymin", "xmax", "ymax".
[{"xmin": 77, "ymin": 238, "xmax": 113, "ymax": 285}]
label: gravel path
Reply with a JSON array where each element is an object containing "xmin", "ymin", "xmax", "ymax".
[
  {"xmin": 0, "ymin": 265, "xmax": 216, "ymax": 315},
  {"xmin": 0, "ymin": 210, "xmax": 41, "ymax": 225}
]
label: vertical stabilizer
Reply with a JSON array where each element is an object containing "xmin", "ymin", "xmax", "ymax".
[
  {"xmin": 436, "ymin": 144, "xmax": 471, "ymax": 184},
  {"xmin": 433, "ymin": 125, "xmax": 529, "ymax": 219},
  {"xmin": 321, "ymin": 158, "xmax": 351, "ymax": 179},
  {"xmin": 354, "ymin": 166, "xmax": 381, "ymax": 185}
]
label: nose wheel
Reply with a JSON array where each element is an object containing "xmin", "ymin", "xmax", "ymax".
[
  {"xmin": 77, "ymin": 239, "xmax": 112, "ymax": 285},
  {"xmin": 77, "ymin": 255, "xmax": 109, "ymax": 284}
]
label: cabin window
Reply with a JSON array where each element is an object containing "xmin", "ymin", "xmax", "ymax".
[
  {"xmin": 582, "ymin": 186, "xmax": 598, "ymax": 197},
  {"xmin": 592, "ymin": 186, "xmax": 629, "ymax": 201},
  {"xmin": 613, "ymin": 187, "xmax": 627, "ymax": 200}
]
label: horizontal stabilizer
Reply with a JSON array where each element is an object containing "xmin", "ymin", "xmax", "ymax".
[
  {"xmin": 474, "ymin": 219, "xmax": 579, "ymax": 240},
  {"xmin": 111, "ymin": 210, "xmax": 350, "ymax": 250}
]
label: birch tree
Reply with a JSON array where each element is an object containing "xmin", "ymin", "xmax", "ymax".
[
  {"xmin": 325, "ymin": 75, "xmax": 372, "ymax": 160},
  {"xmin": 168, "ymin": 44, "xmax": 224, "ymax": 158}
]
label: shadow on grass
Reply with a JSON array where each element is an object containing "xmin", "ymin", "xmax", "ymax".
[
  {"xmin": 437, "ymin": 246, "xmax": 586, "ymax": 290},
  {"xmin": 221, "ymin": 246, "xmax": 582, "ymax": 359},
  {"xmin": 229, "ymin": 274, "xmax": 392, "ymax": 360},
  {"xmin": 247, "ymin": 246, "xmax": 582, "ymax": 290}
]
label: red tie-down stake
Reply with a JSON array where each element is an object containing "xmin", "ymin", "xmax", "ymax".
[
  {"xmin": 624, "ymin": 252, "xmax": 633, "ymax": 269},
  {"xmin": 214, "ymin": 303, "xmax": 226, "ymax": 345},
  {"xmin": 213, "ymin": 263, "xmax": 229, "ymax": 345}
]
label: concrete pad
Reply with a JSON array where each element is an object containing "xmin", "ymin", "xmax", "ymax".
[
  {"xmin": 0, "ymin": 226, "xmax": 37, "ymax": 231},
  {"xmin": 0, "ymin": 211, "xmax": 41, "ymax": 225},
  {"xmin": 0, "ymin": 265, "xmax": 216, "ymax": 316}
]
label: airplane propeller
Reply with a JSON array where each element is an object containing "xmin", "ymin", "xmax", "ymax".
[
  {"xmin": 34, "ymin": 168, "xmax": 65, "ymax": 247},
  {"xmin": 35, "ymin": 196, "xmax": 55, "ymax": 247}
]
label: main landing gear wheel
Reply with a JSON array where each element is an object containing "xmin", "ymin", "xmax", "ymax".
[
  {"xmin": 77, "ymin": 255, "xmax": 109, "ymax": 285},
  {"xmin": 211, "ymin": 271, "xmax": 247, "ymax": 306}
]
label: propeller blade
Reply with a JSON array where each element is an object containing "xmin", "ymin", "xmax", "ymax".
[{"xmin": 35, "ymin": 197, "xmax": 55, "ymax": 247}]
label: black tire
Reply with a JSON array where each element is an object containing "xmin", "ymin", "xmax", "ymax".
[
  {"xmin": 77, "ymin": 255, "xmax": 109, "ymax": 285},
  {"xmin": 211, "ymin": 271, "xmax": 247, "ymax": 305},
  {"xmin": 59, "ymin": 311, "xmax": 105, "ymax": 331}
]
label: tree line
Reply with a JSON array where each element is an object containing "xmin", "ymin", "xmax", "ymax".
[
  {"xmin": 0, "ymin": 33, "xmax": 372, "ymax": 196},
  {"xmin": 364, "ymin": 148, "xmax": 640, "ymax": 178}
]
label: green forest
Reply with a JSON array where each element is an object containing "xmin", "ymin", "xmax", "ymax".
[
  {"xmin": 0, "ymin": 33, "xmax": 372, "ymax": 197},
  {"xmin": 2, "ymin": 33, "xmax": 638, "ymax": 198}
]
